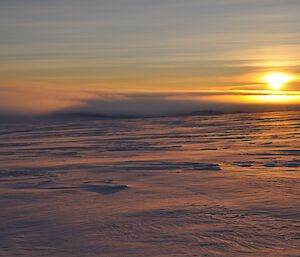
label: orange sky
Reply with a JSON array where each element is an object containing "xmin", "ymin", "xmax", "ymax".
[{"xmin": 1, "ymin": 0, "xmax": 300, "ymax": 116}]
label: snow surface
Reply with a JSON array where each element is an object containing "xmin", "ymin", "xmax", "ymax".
[{"xmin": 0, "ymin": 111, "xmax": 300, "ymax": 256}]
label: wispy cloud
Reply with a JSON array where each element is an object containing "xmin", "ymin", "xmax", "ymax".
[
  {"xmin": 1, "ymin": 87, "xmax": 300, "ymax": 118},
  {"xmin": 1, "ymin": 0, "xmax": 300, "ymax": 119}
]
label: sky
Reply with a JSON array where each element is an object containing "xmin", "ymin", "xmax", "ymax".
[{"xmin": 1, "ymin": 0, "xmax": 300, "ymax": 116}]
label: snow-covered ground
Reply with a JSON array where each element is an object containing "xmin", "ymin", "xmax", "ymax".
[{"xmin": 0, "ymin": 111, "xmax": 300, "ymax": 257}]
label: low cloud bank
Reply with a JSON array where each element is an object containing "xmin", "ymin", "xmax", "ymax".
[
  {"xmin": 63, "ymin": 95, "xmax": 229, "ymax": 117},
  {"xmin": 1, "ymin": 89, "xmax": 300, "ymax": 120},
  {"xmin": 59, "ymin": 92, "xmax": 300, "ymax": 118}
]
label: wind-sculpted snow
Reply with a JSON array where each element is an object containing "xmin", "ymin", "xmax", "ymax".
[{"xmin": 0, "ymin": 111, "xmax": 300, "ymax": 256}]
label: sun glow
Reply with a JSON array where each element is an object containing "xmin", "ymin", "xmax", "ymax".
[
  {"xmin": 263, "ymin": 73, "xmax": 292, "ymax": 90},
  {"xmin": 251, "ymin": 94, "xmax": 300, "ymax": 103}
]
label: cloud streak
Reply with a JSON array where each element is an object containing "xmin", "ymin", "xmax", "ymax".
[
  {"xmin": 1, "ymin": 87, "xmax": 300, "ymax": 120},
  {"xmin": 54, "ymin": 91, "xmax": 300, "ymax": 118}
]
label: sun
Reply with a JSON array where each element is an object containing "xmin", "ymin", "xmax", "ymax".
[{"xmin": 263, "ymin": 73, "xmax": 292, "ymax": 90}]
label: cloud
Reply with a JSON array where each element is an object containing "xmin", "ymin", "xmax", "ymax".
[
  {"xmin": 59, "ymin": 91, "xmax": 300, "ymax": 117},
  {"xmin": 1, "ymin": 87, "xmax": 300, "ymax": 120},
  {"xmin": 65, "ymin": 94, "xmax": 222, "ymax": 117},
  {"xmin": 0, "ymin": 86, "xmax": 92, "ymax": 117}
]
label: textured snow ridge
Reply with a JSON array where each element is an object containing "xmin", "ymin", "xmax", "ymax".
[{"xmin": 0, "ymin": 111, "xmax": 300, "ymax": 257}]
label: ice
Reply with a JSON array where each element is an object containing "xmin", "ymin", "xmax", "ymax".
[{"xmin": 0, "ymin": 111, "xmax": 299, "ymax": 256}]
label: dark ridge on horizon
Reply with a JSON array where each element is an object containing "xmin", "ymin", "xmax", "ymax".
[
  {"xmin": 52, "ymin": 110, "xmax": 225, "ymax": 119},
  {"xmin": 27, "ymin": 103, "xmax": 300, "ymax": 119},
  {"xmin": 51, "ymin": 108, "xmax": 300, "ymax": 120},
  {"xmin": 1, "ymin": 108, "xmax": 300, "ymax": 124}
]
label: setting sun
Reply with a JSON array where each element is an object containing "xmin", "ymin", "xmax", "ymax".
[{"xmin": 263, "ymin": 73, "xmax": 292, "ymax": 90}]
